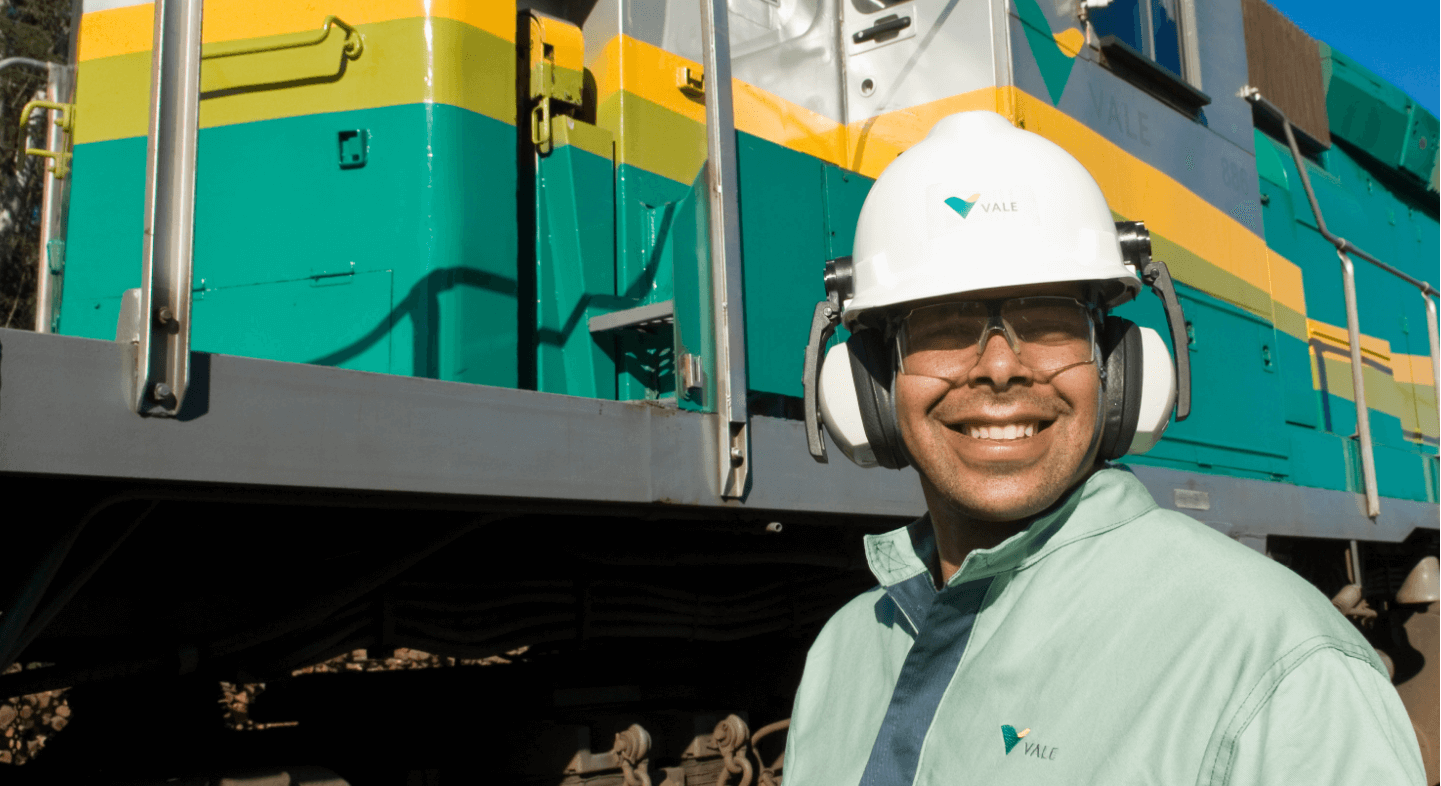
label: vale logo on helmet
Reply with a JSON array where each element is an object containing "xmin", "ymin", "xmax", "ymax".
[{"xmin": 944, "ymin": 192, "xmax": 1021, "ymax": 219}]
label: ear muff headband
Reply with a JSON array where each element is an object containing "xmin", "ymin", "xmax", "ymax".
[
  {"xmin": 1097, "ymin": 316, "xmax": 1144, "ymax": 461},
  {"xmin": 845, "ymin": 330, "xmax": 910, "ymax": 470}
]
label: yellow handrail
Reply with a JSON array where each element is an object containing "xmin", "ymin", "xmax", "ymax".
[
  {"xmin": 202, "ymin": 15, "xmax": 363, "ymax": 61},
  {"xmin": 15, "ymin": 99, "xmax": 75, "ymax": 179}
]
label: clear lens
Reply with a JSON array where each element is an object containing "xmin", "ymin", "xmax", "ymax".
[{"xmin": 900, "ymin": 297, "xmax": 1095, "ymax": 379}]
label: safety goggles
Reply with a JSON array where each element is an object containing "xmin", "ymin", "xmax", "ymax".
[{"xmin": 897, "ymin": 296, "xmax": 1098, "ymax": 379}]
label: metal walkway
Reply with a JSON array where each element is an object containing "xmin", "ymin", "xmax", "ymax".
[{"xmin": 1, "ymin": 327, "xmax": 1433, "ymax": 541}]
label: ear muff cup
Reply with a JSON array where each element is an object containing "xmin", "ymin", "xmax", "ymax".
[
  {"xmin": 845, "ymin": 330, "xmax": 910, "ymax": 470},
  {"xmin": 1098, "ymin": 316, "xmax": 1143, "ymax": 461}
]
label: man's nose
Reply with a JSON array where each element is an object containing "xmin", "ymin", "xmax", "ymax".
[{"xmin": 969, "ymin": 330, "xmax": 1034, "ymax": 387}]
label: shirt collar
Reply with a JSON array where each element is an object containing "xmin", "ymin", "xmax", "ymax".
[{"xmin": 863, "ymin": 466, "xmax": 1159, "ymax": 589}]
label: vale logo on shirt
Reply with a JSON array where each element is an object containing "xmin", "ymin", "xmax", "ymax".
[{"xmin": 1002, "ymin": 724, "xmax": 1059, "ymax": 760}]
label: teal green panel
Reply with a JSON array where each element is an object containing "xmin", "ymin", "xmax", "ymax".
[
  {"xmin": 616, "ymin": 164, "xmax": 689, "ymax": 303},
  {"xmin": 669, "ymin": 167, "xmax": 713, "ymax": 413},
  {"xmin": 61, "ymin": 104, "xmax": 518, "ymax": 388},
  {"xmin": 1321, "ymin": 43, "xmax": 1414, "ymax": 168},
  {"xmin": 1401, "ymin": 106, "xmax": 1439, "ymax": 185},
  {"xmin": 406, "ymin": 105, "xmax": 519, "ymax": 386},
  {"xmin": 736, "ymin": 132, "xmax": 827, "ymax": 398},
  {"xmin": 1013, "ymin": 0, "xmax": 1076, "ymax": 105},
  {"xmin": 1371, "ymin": 426, "xmax": 1429, "ymax": 499},
  {"xmin": 61, "ymin": 138, "xmax": 148, "ymax": 311},
  {"xmin": 1254, "ymin": 133, "xmax": 1289, "ymax": 189},
  {"xmin": 614, "ymin": 163, "xmax": 690, "ymax": 401},
  {"xmin": 1249, "ymin": 121, "xmax": 1438, "ymax": 501},
  {"xmin": 536, "ymin": 137, "xmax": 619, "ymax": 399},
  {"xmin": 1117, "ymin": 282, "xmax": 1290, "ymax": 477},
  {"xmin": 63, "ymin": 295, "xmax": 123, "ymax": 342},
  {"xmin": 1275, "ymin": 332, "xmax": 1318, "ymax": 428},
  {"xmin": 192, "ymin": 272, "xmax": 392, "ymax": 370},
  {"xmin": 1283, "ymin": 426, "xmax": 1354, "ymax": 491},
  {"xmin": 823, "ymin": 164, "xmax": 873, "ymax": 261}
]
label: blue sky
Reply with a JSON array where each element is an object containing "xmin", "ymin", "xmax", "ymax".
[{"xmin": 1267, "ymin": 0, "xmax": 1439, "ymax": 116}]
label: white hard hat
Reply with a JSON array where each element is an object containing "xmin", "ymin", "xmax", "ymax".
[
  {"xmin": 802, "ymin": 111, "xmax": 1191, "ymax": 470},
  {"xmin": 844, "ymin": 111, "xmax": 1141, "ymax": 323}
]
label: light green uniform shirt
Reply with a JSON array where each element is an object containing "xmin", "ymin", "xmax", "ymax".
[{"xmin": 785, "ymin": 468, "xmax": 1424, "ymax": 786}]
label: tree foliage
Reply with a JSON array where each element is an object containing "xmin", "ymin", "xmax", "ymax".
[{"xmin": 0, "ymin": 0, "xmax": 71, "ymax": 330}]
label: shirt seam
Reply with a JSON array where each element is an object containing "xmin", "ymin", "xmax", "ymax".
[{"xmin": 1203, "ymin": 635, "xmax": 1381, "ymax": 786}]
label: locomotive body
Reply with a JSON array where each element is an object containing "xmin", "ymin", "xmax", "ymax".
[{"xmin": 57, "ymin": 0, "xmax": 1438, "ymax": 505}]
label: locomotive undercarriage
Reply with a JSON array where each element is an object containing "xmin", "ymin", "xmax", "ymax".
[
  {"xmin": 0, "ymin": 479, "xmax": 888, "ymax": 783},
  {"xmin": 3, "ymin": 477, "xmax": 1437, "ymax": 784}
]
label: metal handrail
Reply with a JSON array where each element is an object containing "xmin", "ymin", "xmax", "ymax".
[
  {"xmin": 1245, "ymin": 88, "xmax": 1441, "ymax": 518},
  {"xmin": 26, "ymin": 64, "xmax": 77, "ymax": 333},
  {"xmin": 0, "ymin": 57, "xmax": 52, "ymax": 74},
  {"xmin": 132, "ymin": 0, "xmax": 203, "ymax": 416},
  {"xmin": 201, "ymin": 15, "xmax": 363, "ymax": 61},
  {"xmin": 699, "ymin": 0, "xmax": 750, "ymax": 499},
  {"xmin": 15, "ymin": 98, "xmax": 75, "ymax": 177}
]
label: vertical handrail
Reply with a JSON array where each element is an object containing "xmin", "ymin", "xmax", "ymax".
[
  {"xmin": 1338, "ymin": 250, "xmax": 1380, "ymax": 517},
  {"xmin": 1245, "ymin": 89, "xmax": 1441, "ymax": 517},
  {"xmin": 699, "ymin": 0, "xmax": 750, "ymax": 498},
  {"xmin": 1429, "ymin": 292, "xmax": 1441, "ymax": 426},
  {"xmin": 34, "ymin": 63, "xmax": 75, "ymax": 333},
  {"xmin": 133, "ymin": 0, "xmax": 203, "ymax": 415}
]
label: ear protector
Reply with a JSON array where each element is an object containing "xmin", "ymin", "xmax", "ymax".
[{"xmin": 803, "ymin": 222, "xmax": 1190, "ymax": 469}]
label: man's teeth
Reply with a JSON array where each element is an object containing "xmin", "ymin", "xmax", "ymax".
[{"xmin": 963, "ymin": 422, "xmax": 1038, "ymax": 440}]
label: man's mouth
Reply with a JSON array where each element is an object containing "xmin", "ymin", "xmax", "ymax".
[{"xmin": 956, "ymin": 420, "xmax": 1054, "ymax": 441}]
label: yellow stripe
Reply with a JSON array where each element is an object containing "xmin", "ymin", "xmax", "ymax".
[
  {"xmin": 999, "ymin": 87, "xmax": 1279, "ymax": 318},
  {"xmin": 591, "ymin": 45, "xmax": 1433, "ymax": 391},
  {"xmin": 1393, "ymin": 354, "xmax": 1435, "ymax": 387},
  {"xmin": 78, "ymin": 0, "xmax": 514, "ymax": 62},
  {"xmin": 843, "ymin": 88, "xmax": 1002, "ymax": 177},
  {"xmin": 1308, "ymin": 318, "xmax": 1393, "ymax": 364},
  {"xmin": 1266, "ymin": 251, "xmax": 1308, "ymax": 323},
  {"xmin": 600, "ymin": 65, "xmax": 1312, "ymax": 339},
  {"xmin": 593, "ymin": 36, "xmax": 849, "ymax": 171},
  {"xmin": 75, "ymin": 16, "xmax": 515, "ymax": 144}
]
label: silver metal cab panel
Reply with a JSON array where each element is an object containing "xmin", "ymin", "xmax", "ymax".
[
  {"xmin": 583, "ymin": 0, "xmax": 847, "ymax": 125},
  {"xmin": 838, "ymin": 0, "xmax": 1000, "ymax": 124}
]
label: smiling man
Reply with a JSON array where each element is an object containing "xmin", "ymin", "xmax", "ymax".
[{"xmin": 787, "ymin": 112, "xmax": 1425, "ymax": 785}]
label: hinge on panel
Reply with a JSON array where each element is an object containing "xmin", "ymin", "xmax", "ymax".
[
  {"xmin": 678, "ymin": 351, "xmax": 707, "ymax": 400},
  {"xmin": 527, "ymin": 12, "xmax": 585, "ymax": 155},
  {"xmin": 16, "ymin": 99, "xmax": 76, "ymax": 178}
]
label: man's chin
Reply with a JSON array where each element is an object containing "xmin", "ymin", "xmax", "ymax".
[{"xmin": 928, "ymin": 469, "xmax": 1075, "ymax": 523}]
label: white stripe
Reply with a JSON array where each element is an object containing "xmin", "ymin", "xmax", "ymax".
[{"xmin": 82, "ymin": 0, "xmax": 150, "ymax": 14}]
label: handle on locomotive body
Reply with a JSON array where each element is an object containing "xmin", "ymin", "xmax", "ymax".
[{"xmin": 853, "ymin": 14, "xmax": 911, "ymax": 44}]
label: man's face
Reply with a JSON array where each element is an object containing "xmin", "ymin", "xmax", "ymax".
[{"xmin": 894, "ymin": 283, "xmax": 1102, "ymax": 522}]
